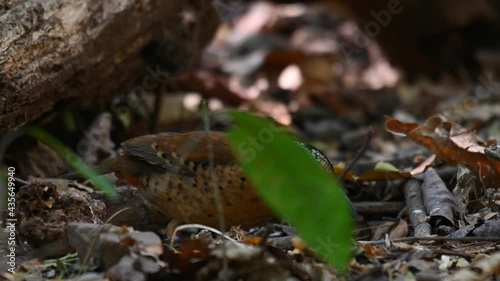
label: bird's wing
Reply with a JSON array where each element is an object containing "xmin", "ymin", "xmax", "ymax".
[{"xmin": 121, "ymin": 131, "xmax": 237, "ymax": 175}]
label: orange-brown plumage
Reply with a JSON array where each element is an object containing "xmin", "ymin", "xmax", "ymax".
[{"xmin": 75, "ymin": 131, "xmax": 274, "ymax": 228}]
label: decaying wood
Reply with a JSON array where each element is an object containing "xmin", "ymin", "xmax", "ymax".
[{"xmin": 0, "ymin": 0, "xmax": 220, "ymax": 136}]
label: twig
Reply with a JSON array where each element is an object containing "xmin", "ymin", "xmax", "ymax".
[
  {"xmin": 339, "ymin": 129, "xmax": 372, "ymax": 180},
  {"xmin": 201, "ymin": 100, "xmax": 226, "ymax": 233},
  {"xmin": 201, "ymin": 99, "xmax": 228, "ymax": 279},
  {"xmin": 476, "ymin": 162, "xmax": 486, "ymax": 200},
  {"xmin": 359, "ymin": 236, "xmax": 500, "ymax": 246},
  {"xmin": 433, "ymin": 248, "xmax": 474, "ymax": 259},
  {"xmin": 14, "ymin": 177, "xmax": 30, "ymax": 186},
  {"xmin": 352, "ymin": 201, "xmax": 405, "ymax": 214},
  {"xmin": 150, "ymin": 87, "xmax": 163, "ymax": 133}
]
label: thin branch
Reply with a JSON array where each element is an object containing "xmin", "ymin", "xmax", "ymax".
[
  {"xmin": 201, "ymin": 99, "xmax": 228, "ymax": 279},
  {"xmin": 339, "ymin": 129, "xmax": 372, "ymax": 180},
  {"xmin": 359, "ymin": 236, "xmax": 500, "ymax": 245}
]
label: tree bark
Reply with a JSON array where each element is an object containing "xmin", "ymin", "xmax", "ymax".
[{"xmin": 0, "ymin": 0, "xmax": 220, "ymax": 136}]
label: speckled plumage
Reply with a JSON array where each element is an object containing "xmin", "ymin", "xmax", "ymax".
[
  {"xmin": 68, "ymin": 131, "xmax": 354, "ymax": 228},
  {"xmin": 93, "ymin": 131, "xmax": 273, "ymax": 228}
]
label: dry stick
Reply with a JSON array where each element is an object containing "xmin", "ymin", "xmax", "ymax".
[
  {"xmin": 476, "ymin": 162, "xmax": 487, "ymax": 200},
  {"xmin": 339, "ymin": 130, "xmax": 372, "ymax": 180},
  {"xmin": 433, "ymin": 248, "xmax": 475, "ymax": 259},
  {"xmin": 353, "ymin": 201, "xmax": 405, "ymax": 214},
  {"xmin": 201, "ymin": 101, "xmax": 226, "ymax": 233},
  {"xmin": 359, "ymin": 236, "xmax": 500, "ymax": 246},
  {"xmin": 396, "ymin": 206, "xmax": 408, "ymax": 220},
  {"xmin": 14, "ymin": 177, "xmax": 30, "ymax": 186},
  {"xmin": 150, "ymin": 85, "xmax": 164, "ymax": 134},
  {"xmin": 201, "ymin": 100, "xmax": 228, "ymax": 279},
  {"xmin": 404, "ymin": 179, "xmax": 431, "ymax": 237}
]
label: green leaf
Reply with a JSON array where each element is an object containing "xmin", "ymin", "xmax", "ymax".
[
  {"xmin": 0, "ymin": 126, "xmax": 115, "ymax": 199},
  {"xmin": 56, "ymin": 258, "xmax": 68, "ymax": 278},
  {"xmin": 227, "ymin": 111, "xmax": 353, "ymax": 270},
  {"xmin": 373, "ymin": 161, "xmax": 400, "ymax": 172},
  {"xmin": 25, "ymin": 127, "xmax": 116, "ymax": 199}
]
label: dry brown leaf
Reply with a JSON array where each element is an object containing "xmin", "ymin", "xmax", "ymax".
[
  {"xmin": 372, "ymin": 221, "xmax": 396, "ymax": 241},
  {"xmin": 335, "ymin": 161, "xmax": 413, "ymax": 182},
  {"xmin": 165, "ymin": 239, "xmax": 211, "ymax": 272},
  {"xmin": 484, "ymin": 212, "xmax": 498, "ymax": 220},
  {"xmin": 363, "ymin": 244, "xmax": 387, "ymax": 257},
  {"xmin": 242, "ymin": 237, "xmax": 262, "ymax": 246},
  {"xmin": 388, "ymin": 220, "xmax": 408, "ymax": 239},
  {"xmin": 385, "ymin": 116, "xmax": 500, "ymax": 188},
  {"xmin": 422, "ymin": 168, "xmax": 459, "ymax": 228}
]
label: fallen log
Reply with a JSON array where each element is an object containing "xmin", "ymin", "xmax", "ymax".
[{"xmin": 0, "ymin": 0, "xmax": 220, "ymax": 136}]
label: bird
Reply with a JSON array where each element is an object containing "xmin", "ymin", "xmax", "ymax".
[{"xmin": 62, "ymin": 131, "xmax": 356, "ymax": 228}]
